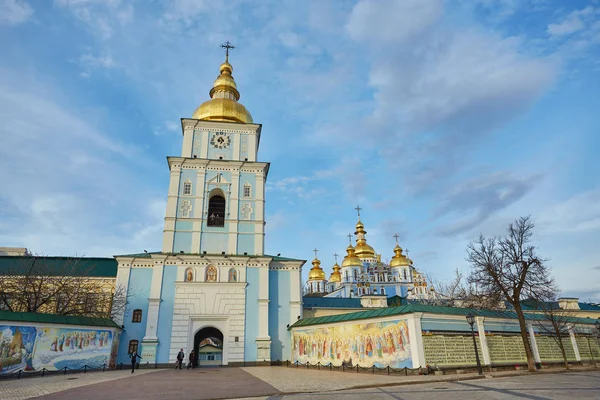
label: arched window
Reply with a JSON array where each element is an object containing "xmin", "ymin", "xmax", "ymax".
[
  {"xmin": 403, "ymin": 269, "xmax": 408, "ymax": 280},
  {"xmin": 128, "ymin": 340, "xmax": 138, "ymax": 354},
  {"xmin": 345, "ymin": 271, "xmax": 349, "ymax": 282},
  {"xmin": 208, "ymin": 194, "xmax": 226, "ymax": 227},
  {"xmin": 206, "ymin": 265, "xmax": 218, "ymax": 282},
  {"xmin": 353, "ymin": 270, "xmax": 358, "ymax": 281},
  {"xmin": 183, "ymin": 180, "xmax": 192, "ymax": 195},
  {"xmin": 228, "ymin": 268, "xmax": 237, "ymax": 282},
  {"xmin": 185, "ymin": 268, "xmax": 194, "ymax": 282},
  {"xmin": 132, "ymin": 309, "xmax": 142, "ymax": 323},
  {"xmin": 243, "ymin": 183, "xmax": 251, "ymax": 198},
  {"xmin": 380, "ymin": 286, "xmax": 385, "ymax": 295},
  {"xmin": 317, "ymin": 282, "xmax": 320, "ymax": 292}
]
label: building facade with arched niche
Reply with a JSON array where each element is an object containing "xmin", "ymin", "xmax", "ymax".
[{"xmin": 112, "ymin": 50, "xmax": 305, "ymax": 366}]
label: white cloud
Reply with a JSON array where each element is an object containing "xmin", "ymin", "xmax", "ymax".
[
  {"xmin": 78, "ymin": 53, "xmax": 117, "ymax": 76},
  {"xmin": 547, "ymin": 6, "xmax": 595, "ymax": 37},
  {"xmin": 54, "ymin": 0, "xmax": 133, "ymax": 40},
  {"xmin": 537, "ymin": 188, "xmax": 600, "ymax": 235},
  {"xmin": 0, "ymin": 0, "xmax": 33, "ymax": 26},
  {"xmin": 347, "ymin": 0, "xmax": 442, "ymax": 44}
]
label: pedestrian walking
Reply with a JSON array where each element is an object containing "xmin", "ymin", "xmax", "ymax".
[
  {"xmin": 187, "ymin": 350, "xmax": 196, "ymax": 369},
  {"xmin": 129, "ymin": 350, "xmax": 142, "ymax": 374},
  {"xmin": 176, "ymin": 348, "xmax": 185, "ymax": 369}
]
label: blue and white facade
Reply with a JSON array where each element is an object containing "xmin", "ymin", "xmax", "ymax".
[{"xmin": 113, "ymin": 56, "xmax": 305, "ymax": 366}]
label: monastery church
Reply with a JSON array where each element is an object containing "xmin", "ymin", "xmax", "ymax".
[{"xmin": 114, "ymin": 47, "xmax": 305, "ymax": 366}]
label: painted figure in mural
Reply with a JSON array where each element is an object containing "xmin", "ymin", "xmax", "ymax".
[
  {"xmin": 186, "ymin": 269, "xmax": 193, "ymax": 282},
  {"xmin": 228, "ymin": 268, "xmax": 237, "ymax": 282},
  {"xmin": 58, "ymin": 334, "xmax": 65, "ymax": 352},
  {"xmin": 292, "ymin": 320, "xmax": 411, "ymax": 369},
  {"xmin": 206, "ymin": 266, "xmax": 217, "ymax": 282}
]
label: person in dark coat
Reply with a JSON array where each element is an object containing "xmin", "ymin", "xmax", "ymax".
[
  {"xmin": 130, "ymin": 350, "xmax": 142, "ymax": 374},
  {"xmin": 176, "ymin": 348, "xmax": 185, "ymax": 369},
  {"xmin": 187, "ymin": 350, "xmax": 196, "ymax": 369}
]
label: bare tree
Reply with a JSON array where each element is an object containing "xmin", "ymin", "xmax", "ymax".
[
  {"xmin": 0, "ymin": 254, "xmax": 128, "ymax": 320},
  {"xmin": 467, "ymin": 216, "xmax": 556, "ymax": 372},
  {"xmin": 420, "ymin": 269, "xmax": 503, "ymax": 309},
  {"xmin": 530, "ymin": 295, "xmax": 578, "ymax": 370}
]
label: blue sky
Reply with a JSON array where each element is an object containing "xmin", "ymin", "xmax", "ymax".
[{"xmin": 0, "ymin": 0, "xmax": 599, "ymax": 301}]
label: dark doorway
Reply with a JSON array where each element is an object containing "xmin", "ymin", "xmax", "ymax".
[
  {"xmin": 207, "ymin": 195, "xmax": 225, "ymax": 227},
  {"xmin": 193, "ymin": 327, "xmax": 224, "ymax": 367}
]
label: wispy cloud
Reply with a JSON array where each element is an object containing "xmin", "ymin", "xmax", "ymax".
[{"xmin": 0, "ymin": 0, "xmax": 33, "ymax": 26}]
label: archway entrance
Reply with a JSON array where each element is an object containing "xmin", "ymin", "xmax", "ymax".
[{"xmin": 193, "ymin": 327, "xmax": 224, "ymax": 367}]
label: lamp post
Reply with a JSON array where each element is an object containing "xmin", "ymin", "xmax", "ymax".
[{"xmin": 466, "ymin": 313, "xmax": 483, "ymax": 375}]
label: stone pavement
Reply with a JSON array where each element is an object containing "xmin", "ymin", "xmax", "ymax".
[
  {"xmin": 0, "ymin": 369, "xmax": 160, "ymax": 400},
  {"xmin": 0, "ymin": 365, "xmax": 598, "ymax": 400},
  {"xmin": 240, "ymin": 370, "xmax": 600, "ymax": 399}
]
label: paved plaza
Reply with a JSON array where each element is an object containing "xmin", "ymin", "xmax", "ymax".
[{"xmin": 0, "ymin": 367, "xmax": 598, "ymax": 400}]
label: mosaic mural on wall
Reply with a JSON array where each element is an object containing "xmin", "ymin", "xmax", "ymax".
[
  {"xmin": 0, "ymin": 325, "xmax": 120, "ymax": 374},
  {"xmin": 292, "ymin": 319, "xmax": 411, "ymax": 368}
]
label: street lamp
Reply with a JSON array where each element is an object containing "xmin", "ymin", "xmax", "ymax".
[{"xmin": 466, "ymin": 313, "xmax": 483, "ymax": 375}]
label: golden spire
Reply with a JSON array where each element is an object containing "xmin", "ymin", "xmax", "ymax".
[
  {"xmin": 192, "ymin": 42, "xmax": 253, "ymax": 123},
  {"xmin": 329, "ymin": 253, "xmax": 342, "ymax": 283},
  {"xmin": 308, "ymin": 248, "xmax": 326, "ymax": 281}
]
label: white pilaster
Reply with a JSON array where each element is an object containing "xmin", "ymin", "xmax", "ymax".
[
  {"xmin": 228, "ymin": 170, "xmax": 240, "ymax": 254},
  {"xmin": 162, "ymin": 165, "xmax": 182, "ymax": 252},
  {"xmin": 200, "ymin": 130, "xmax": 209, "ymax": 159},
  {"xmin": 181, "ymin": 127, "xmax": 193, "ymax": 157},
  {"xmin": 192, "ymin": 170, "xmax": 206, "ymax": 252},
  {"xmin": 248, "ymin": 131, "xmax": 257, "ymax": 162},
  {"xmin": 289, "ymin": 265, "xmax": 302, "ymax": 322},
  {"xmin": 112, "ymin": 261, "xmax": 132, "ymax": 326},
  {"xmin": 476, "ymin": 316, "xmax": 491, "ymax": 365},
  {"xmin": 256, "ymin": 263, "xmax": 271, "ymax": 361},
  {"xmin": 232, "ymin": 131, "xmax": 241, "ymax": 161},
  {"xmin": 143, "ymin": 261, "xmax": 165, "ymax": 342},
  {"xmin": 254, "ymin": 172, "xmax": 265, "ymax": 256},
  {"xmin": 406, "ymin": 313, "xmax": 426, "ymax": 368},
  {"xmin": 569, "ymin": 326, "xmax": 581, "ymax": 361},
  {"xmin": 527, "ymin": 322, "xmax": 541, "ymax": 364}
]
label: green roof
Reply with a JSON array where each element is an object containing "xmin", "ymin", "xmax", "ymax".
[
  {"xmin": 0, "ymin": 256, "xmax": 117, "ymax": 277},
  {"xmin": 114, "ymin": 252, "xmax": 305, "ymax": 263},
  {"xmin": 0, "ymin": 311, "xmax": 121, "ymax": 329},
  {"xmin": 290, "ymin": 304, "xmax": 600, "ymax": 329}
]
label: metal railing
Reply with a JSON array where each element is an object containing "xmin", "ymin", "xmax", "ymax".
[{"xmin": 285, "ymin": 360, "xmax": 422, "ymax": 375}]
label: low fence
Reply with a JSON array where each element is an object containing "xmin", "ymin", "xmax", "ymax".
[
  {"xmin": 0, "ymin": 363, "xmax": 111, "ymax": 380},
  {"xmin": 285, "ymin": 360, "xmax": 423, "ymax": 375}
]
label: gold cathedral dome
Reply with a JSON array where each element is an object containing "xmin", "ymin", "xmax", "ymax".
[
  {"xmin": 354, "ymin": 220, "xmax": 376, "ymax": 259},
  {"xmin": 308, "ymin": 257, "xmax": 326, "ymax": 281},
  {"xmin": 341, "ymin": 245, "xmax": 362, "ymax": 267},
  {"xmin": 329, "ymin": 262, "xmax": 342, "ymax": 283},
  {"xmin": 390, "ymin": 244, "xmax": 411, "ymax": 267},
  {"xmin": 192, "ymin": 54, "xmax": 253, "ymax": 124}
]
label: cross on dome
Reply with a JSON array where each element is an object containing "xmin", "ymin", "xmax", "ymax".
[
  {"xmin": 313, "ymin": 248, "xmax": 318, "ymax": 259},
  {"xmin": 354, "ymin": 205, "xmax": 362, "ymax": 218},
  {"xmin": 220, "ymin": 41, "xmax": 235, "ymax": 61},
  {"xmin": 347, "ymin": 233, "xmax": 353, "ymax": 244},
  {"xmin": 333, "ymin": 253, "xmax": 339, "ymax": 262},
  {"xmin": 393, "ymin": 233, "xmax": 400, "ymax": 244}
]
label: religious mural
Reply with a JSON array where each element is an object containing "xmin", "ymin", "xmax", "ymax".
[
  {"xmin": 292, "ymin": 319, "xmax": 411, "ymax": 368},
  {"xmin": 0, "ymin": 325, "xmax": 120, "ymax": 374}
]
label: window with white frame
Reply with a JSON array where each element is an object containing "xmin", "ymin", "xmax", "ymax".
[
  {"xmin": 243, "ymin": 183, "xmax": 251, "ymax": 198},
  {"xmin": 183, "ymin": 180, "xmax": 192, "ymax": 195}
]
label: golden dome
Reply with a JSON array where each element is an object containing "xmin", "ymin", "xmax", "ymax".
[
  {"xmin": 308, "ymin": 258, "xmax": 326, "ymax": 281},
  {"xmin": 341, "ymin": 245, "xmax": 362, "ymax": 267},
  {"xmin": 354, "ymin": 219, "xmax": 376, "ymax": 259},
  {"xmin": 192, "ymin": 58, "xmax": 253, "ymax": 123},
  {"xmin": 329, "ymin": 262, "xmax": 341, "ymax": 283},
  {"xmin": 390, "ymin": 244, "xmax": 410, "ymax": 267}
]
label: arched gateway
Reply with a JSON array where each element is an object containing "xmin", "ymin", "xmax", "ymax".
[{"xmin": 194, "ymin": 327, "xmax": 224, "ymax": 366}]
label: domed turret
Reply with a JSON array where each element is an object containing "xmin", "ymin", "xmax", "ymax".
[
  {"xmin": 390, "ymin": 244, "xmax": 410, "ymax": 267},
  {"xmin": 329, "ymin": 262, "xmax": 342, "ymax": 283},
  {"xmin": 341, "ymin": 245, "xmax": 362, "ymax": 267},
  {"xmin": 192, "ymin": 51, "xmax": 253, "ymax": 124},
  {"xmin": 354, "ymin": 219, "xmax": 376, "ymax": 259},
  {"xmin": 308, "ymin": 257, "xmax": 326, "ymax": 281}
]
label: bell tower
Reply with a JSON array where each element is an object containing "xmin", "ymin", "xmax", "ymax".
[{"xmin": 162, "ymin": 43, "xmax": 268, "ymax": 256}]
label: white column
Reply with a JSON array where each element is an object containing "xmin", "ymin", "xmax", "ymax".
[
  {"xmin": 162, "ymin": 166, "xmax": 182, "ymax": 252},
  {"xmin": 112, "ymin": 260, "xmax": 132, "ymax": 326},
  {"xmin": 192, "ymin": 169, "xmax": 206, "ymax": 252},
  {"xmin": 181, "ymin": 126, "xmax": 193, "ymax": 156},
  {"xmin": 248, "ymin": 131, "xmax": 257, "ymax": 161},
  {"xmin": 254, "ymin": 172, "xmax": 265, "ymax": 255},
  {"xmin": 200, "ymin": 130, "xmax": 209, "ymax": 159},
  {"xmin": 406, "ymin": 313, "xmax": 426, "ymax": 368},
  {"xmin": 527, "ymin": 322, "xmax": 541, "ymax": 364},
  {"xmin": 256, "ymin": 263, "xmax": 271, "ymax": 361},
  {"xmin": 289, "ymin": 264, "xmax": 302, "ymax": 322},
  {"xmin": 569, "ymin": 326, "xmax": 581, "ymax": 361},
  {"xmin": 228, "ymin": 170, "xmax": 240, "ymax": 254},
  {"xmin": 232, "ymin": 132, "xmax": 241, "ymax": 161},
  {"xmin": 476, "ymin": 316, "xmax": 491, "ymax": 365},
  {"xmin": 141, "ymin": 260, "xmax": 165, "ymax": 364}
]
